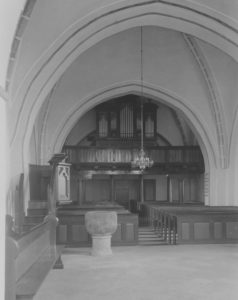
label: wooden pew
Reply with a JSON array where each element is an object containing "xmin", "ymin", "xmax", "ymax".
[
  {"xmin": 143, "ymin": 203, "xmax": 238, "ymax": 245},
  {"xmin": 5, "ymin": 216, "xmax": 63, "ymax": 300}
]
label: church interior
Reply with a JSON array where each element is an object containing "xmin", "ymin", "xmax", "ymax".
[{"xmin": 1, "ymin": 1, "xmax": 238, "ymax": 299}]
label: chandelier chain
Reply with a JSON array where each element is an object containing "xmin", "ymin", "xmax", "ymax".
[{"xmin": 131, "ymin": 26, "xmax": 154, "ymax": 171}]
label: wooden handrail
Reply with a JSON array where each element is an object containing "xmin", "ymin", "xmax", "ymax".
[{"xmin": 5, "ymin": 216, "xmax": 61, "ymax": 300}]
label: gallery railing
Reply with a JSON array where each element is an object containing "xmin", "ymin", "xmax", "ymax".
[{"xmin": 63, "ymin": 146, "xmax": 204, "ymax": 165}]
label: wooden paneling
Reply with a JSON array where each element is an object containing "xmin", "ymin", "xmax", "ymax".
[
  {"xmin": 194, "ymin": 223, "xmax": 210, "ymax": 240},
  {"xmin": 84, "ymin": 179, "xmax": 110, "ymax": 203},
  {"xmin": 125, "ymin": 223, "xmax": 135, "ymax": 241},
  {"xmin": 214, "ymin": 222, "xmax": 223, "ymax": 240},
  {"xmin": 64, "ymin": 146, "xmax": 204, "ymax": 165},
  {"xmin": 58, "ymin": 225, "xmax": 67, "ymax": 243},
  {"xmin": 6, "ymin": 218, "xmax": 61, "ymax": 300},
  {"xmin": 29, "ymin": 164, "xmax": 51, "ymax": 201},
  {"xmin": 72, "ymin": 225, "xmax": 88, "ymax": 242},
  {"xmin": 143, "ymin": 203, "xmax": 238, "ymax": 244},
  {"xmin": 226, "ymin": 222, "xmax": 238, "ymax": 239},
  {"xmin": 157, "ymin": 175, "xmax": 167, "ymax": 201},
  {"xmin": 114, "ymin": 179, "xmax": 139, "ymax": 208},
  {"xmin": 144, "ymin": 179, "xmax": 156, "ymax": 201},
  {"xmin": 171, "ymin": 177, "xmax": 180, "ymax": 202},
  {"xmin": 112, "ymin": 224, "xmax": 122, "ymax": 241},
  {"xmin": 115, "ymin": 188, "xmax": 129, "ymax": 207},
  {"xmin": 56, "ymin": 208, "xmax": 138, "ymax": 246},
  {"xmin": 181, "ymin": 223, "xmax": 190, "ymax": 240}
]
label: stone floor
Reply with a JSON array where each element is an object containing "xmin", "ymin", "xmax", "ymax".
[{"xmin": 34, "ymin": 244, "xmax": 238, "ymax": 300}]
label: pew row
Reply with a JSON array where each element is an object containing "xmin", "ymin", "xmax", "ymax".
[
  {"xmin": 5, "ymin": 216, "xmax": 63, "ymax": 300},
  {"xmin": 142, "ymin": 203, "xmax": 238, "ymax": 244}
]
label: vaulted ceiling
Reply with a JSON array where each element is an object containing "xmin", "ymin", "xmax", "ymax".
[{"xmin": 5, "ymin": 0, "xmax": 238, "ymax": 177}]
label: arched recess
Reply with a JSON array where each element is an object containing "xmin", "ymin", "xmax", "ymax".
[
  {"xmin": 36, "ymin": 81, "xmax": 218, "ymax": 205},
  {"xmin": 50, "ymin": 83, "xmax": 215, "ymax": 165},
  {"xmin": 10, "ymin": 1, "xmax": 237, "ymax": 172}
]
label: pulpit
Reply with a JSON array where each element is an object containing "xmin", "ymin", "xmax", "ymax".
[{"xmin": 54, "ymin": 160, "xmax": 71, "ymax": 204}]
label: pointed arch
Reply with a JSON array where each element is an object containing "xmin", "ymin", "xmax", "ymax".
[{"xmin": 183, "ymin": 34, "xmax": 228, "ymax": 168}]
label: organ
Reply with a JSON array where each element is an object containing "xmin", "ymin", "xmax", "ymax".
[{"xmin": 96, "ymin": 96, "xmax": 157, "ymax": 141}]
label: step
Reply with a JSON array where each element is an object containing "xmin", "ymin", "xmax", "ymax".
[
  {"xmin": 139, "ymin": 232, "xmax": 161, "ymax": 236},
  {"xmin": 139, "ymin": 237, "xmax": 161, "ymax": 240},
  {"xmin": 138, "ymin": 226, "xmax": 167, "ymax": 245},
  {"xmin": 138, "ymin": 242, "xmax": 167, "ymax": 246}
]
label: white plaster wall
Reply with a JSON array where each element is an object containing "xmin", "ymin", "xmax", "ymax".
[
  {"xmin": 197, "ymin": 39, "xmax": 238, "ymax": 138},
  {"xmin": 10, "ymin": 0, "xmax": 238, "ymax": 98},
  {"xmin": 11, "ymin": 0, "xmax": 116, "ymax": 95},
  {"xmin": 157, "ymin": 106, "xmax": 184, "ymax": 145},
  {"xmin": 43, "ymin": 27, "xmax": 215, "ymax": 160},
  {"xmin": 0, "ymin": 0, "xmax": 26, "ymax": 87},
  {"xmin": 65, "ymin": 110, "xmax": 96, "ymax": 145},
  {"xmin": 8, "ymin": 0, "xmax": 238, "ymax": 152},
  {"xmin": 176, "ymin": 111, "xmax": 197, "ymax": 145},
  {"xmin": 0, "ymin": 97, "xmax": 7, "ymax": 298},
  {"xmin": 28, "ymin": 97, "xmax": 50, "ymax": 164},
  {"xmin": 228, "ymin": 110, "xmax": 238, "ymax": 206},
  {"xmin": 0, "ymin": 2, "xmax": 26, "ymax": 298},
  {"xmin": 191, "ymin": 0, "xmax": 238, "ymax": 20},
  {"xmin": 29, "ymin": 127, "xmax": 37, "ymax": 164}
]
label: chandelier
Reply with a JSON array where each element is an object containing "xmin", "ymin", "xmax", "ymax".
[{"xmin": 131, "ymin": 27, "xmax": 154, "ymax": 171}]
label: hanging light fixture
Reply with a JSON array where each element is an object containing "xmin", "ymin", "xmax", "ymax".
[{"xmin": 131, "ymin": 27, "xmax": 154, "ymax": 171}]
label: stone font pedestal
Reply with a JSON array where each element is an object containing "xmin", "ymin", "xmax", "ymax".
[{"xmin": 91, "ymin": 234, "xmax": 112, "ymax": 256}]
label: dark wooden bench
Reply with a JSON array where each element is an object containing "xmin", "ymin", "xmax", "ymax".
[
  {"xmin": 143, "ymin": 203, "xmax": 238, "ymax": 245},
  {"xmin": 6, "ymin": 216, "xmax": 63, "ymax": 300}
]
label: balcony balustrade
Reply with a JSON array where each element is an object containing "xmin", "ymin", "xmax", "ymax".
[{"xmin": 63, "ymin": 146, "xmax": 204, "ymax": 172}]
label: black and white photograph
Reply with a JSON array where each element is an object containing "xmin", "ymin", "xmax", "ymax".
[{"xmin": 1, "ymin": 1, "xmax": 238, "ymax": 299}]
